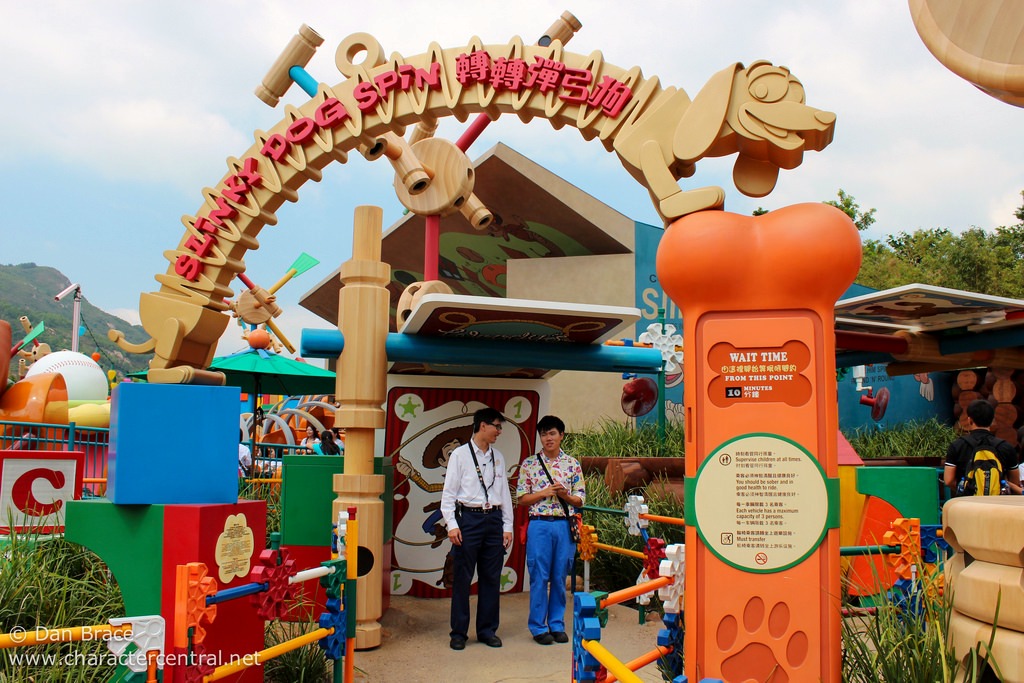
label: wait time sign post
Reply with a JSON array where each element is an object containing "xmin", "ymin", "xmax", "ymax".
[{"xmin": 658, "ymin": 204, "xmax": 860, "ymax": 682}]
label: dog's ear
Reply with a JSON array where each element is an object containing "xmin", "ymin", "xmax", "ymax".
[{"xmin": 673, "ymin": 63, "xmax": 743, "ymax": 163}]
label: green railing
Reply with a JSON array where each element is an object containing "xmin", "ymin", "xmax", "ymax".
[{"xmin": 249, "ymin": 441, "xmax": 294, "ymax": 479}]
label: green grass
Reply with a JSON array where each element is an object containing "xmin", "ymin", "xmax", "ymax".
[
  {"xmin": 841, "ymin": 565, "xmax": 1003, "ymax": 682},
  {"xmin": 0, "ymin": 532, "xmax": 339, "ymax": 682},
  {"xmin": 565, "ymin": 418, "xmax": 685, "ymax": 458},
  {"xmin": 844, "ymin": 418, "xmax": 955, "ymax": 460},
  {"xmin": 566, "ymin": 420, "xmax": 686, "ymax": 593},
  {"xmin": 0, "ymin": 535, "xmax": 123, "ymax": 682},
  {"xmin": 239, "ymin": 477, "xmax": 282, "ymax": 537},
  {"xmin": 565, "ymin": 415, "xmax": 953, "ymax": 462},
  {"xmin": 581, "ymin": 472, "xmax": 685, "ymax": 594},
  {"xmin": 263, "ymin": 620, "xmax": 333, "ymax": 683}
]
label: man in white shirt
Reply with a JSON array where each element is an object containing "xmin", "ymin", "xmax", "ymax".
[{"xmin": 440, "ymin": 407, "xmax": 514, "ymax": 650}]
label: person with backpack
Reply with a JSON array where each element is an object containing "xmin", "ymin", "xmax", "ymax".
[{"xmin": 944, "ymin": 399, "xmax": 1021, "ymax": 496}]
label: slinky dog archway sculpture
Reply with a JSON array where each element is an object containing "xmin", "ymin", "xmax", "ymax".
[
  {"xmin": 108, "ymin": 20, "xmax": 836, "ymax": 382},
  {"xmin": 102, "ymin": 14, "xmax": 847, "ymax": 677}
]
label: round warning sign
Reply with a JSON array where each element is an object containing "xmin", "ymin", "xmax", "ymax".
[{"xmin": 692, "ymin": 433, "xmax": 830, "ymax": 573}]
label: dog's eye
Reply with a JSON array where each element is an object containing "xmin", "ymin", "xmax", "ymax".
[{"xmin": 749, "ymin": 72, "xmax": 791, "ymax": 103}]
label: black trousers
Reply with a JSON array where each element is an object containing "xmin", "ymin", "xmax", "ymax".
[{"xmin": 450, "ymin": 508, "xmax": 504, "ymax": 639}]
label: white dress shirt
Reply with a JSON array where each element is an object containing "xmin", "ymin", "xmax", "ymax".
[{"xmin": 440, "ymin": 440, "xmax": 514, "ymax": 533}]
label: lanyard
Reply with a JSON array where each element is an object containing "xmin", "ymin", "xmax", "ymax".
[
  {"xmin": 468, "ymin": 444, "xmax": 495, "ymax": 509},
  {"xmin": 536, "ymin": 453, "xmax": 573, "ymax": 517}
]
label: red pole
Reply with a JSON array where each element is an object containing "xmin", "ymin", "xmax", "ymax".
[
  {"xmin": 237, "ymin": 273, "xmax": 257, "ymax": 290},
  {"xmin": 835, "ymin": 330, "xmax": 908, "ymax": 354},
  {"xmin": 424, "ymin": 215, "xmax": 440, "ymax": 281},
  {"xmin": 455, "ymin": 113, "xmax": 491, "ymax": 152}
]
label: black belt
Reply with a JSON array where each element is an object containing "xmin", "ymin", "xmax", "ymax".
[
  {"xmin": 458, "ymin": 503, "xmax": 500, "ymax": 514},
  {"xmin": 529, "ymin": 516, "xmax": 566, "ymax": 521}
]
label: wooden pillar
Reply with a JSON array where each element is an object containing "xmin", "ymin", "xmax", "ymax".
[{"xmin": 333, "ymin": 205, "xmax": 389, "ymax": 649}]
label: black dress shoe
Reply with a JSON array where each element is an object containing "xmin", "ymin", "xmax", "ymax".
[
  {"xmin": 550, "ymin": 631, "xmax": 569, "ymax": 643},
  {"xmin": 450, "ymin": 637, "xmax": 466, "ymax": 650},
  {"xmin": 478, "ymin": 635, "xmax": 502, "ymax": 647},
  {"xmin": 533, "ymin": 632, "xmax": 555, "ymax": 645}
]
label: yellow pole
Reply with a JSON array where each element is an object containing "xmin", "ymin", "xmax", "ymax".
[
  {"xmin": 581, "ymin": 639, "xmax": 643, "ymax": 683},
  {"xmin": 202, "ymin": 628, "xmax": 332, "ymax": 682},
  {"xmin": 265, "ymin": 319, "xmax": 296, "ymax": 354},
  {"xmin": 0, "ymin": 624, "xmax": 131, "ymax": 649},
  {"xmin": 267, "ymin": 269, "xmax": 297, "ymax": 295},
  {"xmin": 602, "ymin": 645, "xmax": 672, "ymax": 683}
]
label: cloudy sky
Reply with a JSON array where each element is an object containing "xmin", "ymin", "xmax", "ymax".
[{"xmin": 2, "ymin": 1, "xmax": 1022, "ymax": 358}]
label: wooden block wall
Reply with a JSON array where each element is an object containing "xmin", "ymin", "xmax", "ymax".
[{"xmin": 951, "ymin": 368, "xmax": 1021, "ymax": 446}]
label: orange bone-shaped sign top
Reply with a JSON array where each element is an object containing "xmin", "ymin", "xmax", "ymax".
[{"xmin": 656, "ymin": 203, "xmax": 860, "ymax": 313}]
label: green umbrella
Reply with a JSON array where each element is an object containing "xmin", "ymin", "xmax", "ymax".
[
  {"xmin": 211, "ymin": 347, "xmax": 337, "ymax": 444},
  {"xmin": 209, "ymin": 347, "xmax": 336, "ymax": 398}
]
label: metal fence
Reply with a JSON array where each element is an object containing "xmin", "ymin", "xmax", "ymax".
[
  {"xmin": 0, "ymin": 423, "xmax": 340, "ymax": 493},
  {"xmin": 251, "ymin": 441, "xmax": 288, "ymax": 479},
  {"xmin": 0, "ymin": 420, "xmax": 110, "ymax": 496},
  {"xmin": 247, "ymin": 441, "xmax": 335, "ymax": 479}
]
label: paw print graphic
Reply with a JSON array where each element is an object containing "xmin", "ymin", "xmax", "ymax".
[{"xmin": 717, "ymin": 597, "xmax": 808, "ymax": 683}]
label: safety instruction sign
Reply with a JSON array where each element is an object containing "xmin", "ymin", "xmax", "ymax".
[{"xmin": 692, "ymin": 433, "xmax": 830, "ymax": 572}]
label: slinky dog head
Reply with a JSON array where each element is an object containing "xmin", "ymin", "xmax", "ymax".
[{"xmin": 675, "ymin": 61, "xmax": 836, "ymax": 198}]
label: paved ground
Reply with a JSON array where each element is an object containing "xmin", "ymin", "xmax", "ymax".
[{"xmin": 353, "ymin": 592, "xmax": 668, "ymax": 683}]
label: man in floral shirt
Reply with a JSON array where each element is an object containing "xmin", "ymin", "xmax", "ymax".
[{"xmin": 516, "ymin": 415, "xmax": 585, "ymax": 645}]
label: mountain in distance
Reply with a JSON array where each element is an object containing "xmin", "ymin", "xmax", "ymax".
[{"xmin": 1, "ymin": 262, "xmax": 153, "ymax": 383}]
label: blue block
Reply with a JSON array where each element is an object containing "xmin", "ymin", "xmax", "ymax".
[{"xmin": 108, "ymin": 383, "xmax": 240, "ymax": 504}]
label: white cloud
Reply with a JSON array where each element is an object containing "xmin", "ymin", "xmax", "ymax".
[
  {"xmin": 988, "ymin": 188, "xmax": 1024, "ymax": 230},
  {"xmin": 48, "ymin": 99, "xmax": 248, "ymax": 190},
  {"xmin": 109, "ymin": 308, "xmax": 141, "ymax": 326}
]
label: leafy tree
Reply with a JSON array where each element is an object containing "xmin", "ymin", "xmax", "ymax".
[
  {"xmin": 856, "ymin": 239, "xmax": 918, "ymax": 290},
  {"xmin": 855, "ymin": 191, "xmax": 1024, "ymax": 298},
  {"xmin": 883, "ymin": 228, "xmax": 952, "ymax": 266},
  {"xmin": 753, "ymin": 189, "xmax": 874, "ymax": 229},
  {"xmin": 826, "ymin": 189, "xmax": 876, "ymax": 231}
]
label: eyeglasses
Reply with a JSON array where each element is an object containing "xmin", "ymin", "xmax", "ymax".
[{"xmin": 489, "ymin": 422, "xmax": 504, "ymax": 430}]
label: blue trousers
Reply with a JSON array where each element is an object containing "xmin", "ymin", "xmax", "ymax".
[
  {"xmin": 525, "ymin": 517, "xmax": 574, "ymax": 636},
  {"xmin": 450, "ymin": 509, "xmax": 504, "ymax": 640}
]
